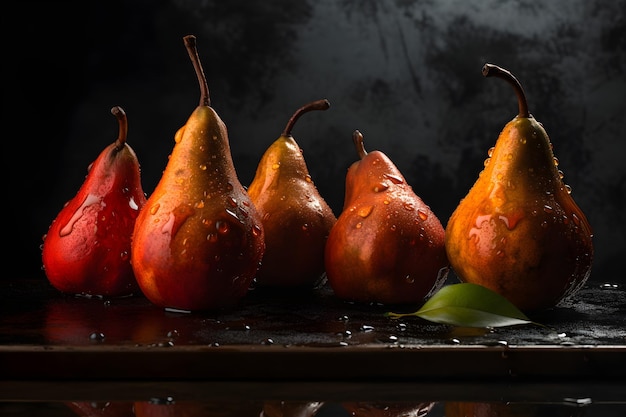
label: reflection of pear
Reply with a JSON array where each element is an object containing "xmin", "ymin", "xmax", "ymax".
[
  {"xmin": 445, "ymin": 63, "xmax": 594, "ymax": 312},
  {"xmin": 65, "ymin": 401, "xmax": 135, "ymax": 417},
  {"xmin": 131, "ymin": 35, "xmax": 265, "ymax": 311},
  {"xmin": 134, "ymin": 400, "xmax": 263, "ymax": 417},
  {"xmin": 42, "ymin": 106, "xmax": 146, "ymax": 297},
  {"xmin": 262, "ymin": 401, "xmax": 325, "ymax": 417},
  {"xmin": 342, "ymin": 401, "xmax": 435, "ymax": 417},
  {"xmin": 444, "ymin": 401, "xmax": 587, "ymax": 417},
  {"xmin": 325, "ymin": 130, "xmax": 448, "ymax": 305},
  {"xmin": 248, "ymin": 99, "xmax": 336, "ymax": 288}
]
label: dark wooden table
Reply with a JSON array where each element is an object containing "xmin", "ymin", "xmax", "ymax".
[{"xmin": 1, "ymin": 278, "xmax": 625, "ymax": 415}]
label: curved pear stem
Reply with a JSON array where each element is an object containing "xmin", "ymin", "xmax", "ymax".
[
  {"xmin": 352, "ymin": 130, "xmax": 368, "ymax": 160},
  {"xmin": 482, "ymin": 63, "xmax": 529, "ymax": 118},
  {"xmin": 111, "ymin": 106, "xmax": 128, "ymax": 150},
  {"xmin": 184, "ymin": 35, "xmax": 211, "ymax": 107},
  {"xmin": 282, "ymin": 99, "xmax": 330, "ymax": 136}
]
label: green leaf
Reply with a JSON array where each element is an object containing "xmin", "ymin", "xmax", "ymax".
[{"xmin": 386, "ymin": 283, "xmax": 535, "ymax": 328}]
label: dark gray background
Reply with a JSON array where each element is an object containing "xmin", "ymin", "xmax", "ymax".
[{"xmin": 4, "ymin": 0, "xmax": 625, "ymax": 284}]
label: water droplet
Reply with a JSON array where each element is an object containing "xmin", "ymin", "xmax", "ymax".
[
  {"xmin": 487, "ymin": 147, "xmax": 495, "ymax": 157},
  {"xmin": 417, "ymin": 209, "xmax": 428, "ymax": 221},
  {"xmin": 339, "ymin": 330, "xmax": 352, "ymax": 338},
  {"xmin": 373, "ymin": 182, "xmax": 389, "ymax": 192},
  {"xmin": 225, "ymin": 209, "xmax": 239, "ymax": 221},
  {"xmin": 301, "ymin": 223, "xmax": 309, "ymax": 232},
  {"xmin": 252, "ymin": 225, "xmax": 262, "ymax": 236},
  {"xmin": 384, "ymin": 173, "xmax": 403, "ymax": 184},
  {"xmin": 483, "ymin": 158, "xmax": 490, "ymax": 167},
  {"xmin": 543, "ymin": 205, "xmax": 554, "ymax": 214},
  {"xmin": 358, "ymin": 206, "xmax": 373, "ymax": 218},
  {"xmin": 125, "ymin": 196, "xmax": 138, "ymax": 212},
  {"xmin": 216, "ymin": 221, "xmax": 229, "ymax": 234},
  {"xmin": 355, "ymin": 222, "xmax": 362, "ymax": 229},
  {"xmin": 89, "ymin": 332, "xmax": 105, "ymax": 342},
  {"xmin": 571, "ymin": 213, "xmax": 580, "ymax": 226},
  {"xmin": 149, "ymin": 397, "xmax": 175, "ymax": 405},
  {"xmin": 562, "ymin": 398, "xmax": 592, "ymax": 406},
  {"xmin": 498, "ymin": 212, "xmax": 522, "ymax": 230},
  {"xmin": 228, "ymin": 197, "xmax": 237, "ymax": 208},
  {"xmin": 405, "ymin": 275, "xmax": 414, "ymax": 284},
  {"xmin": 360, "ymin": 325, "xmax": 375, "ymax": 332},
  {"xmin": 383, "ymin": 200, "xmax": 390, "ymax": 205},
  {"xmin": 167, "ymin": 330, "xmax": 179, "ymax": 339},
  {"xmin": 600, "ymin": 283, "xmax": 618, "ymax": 290},
  {"xmin": 402, "ymin": 202, "xmax": 414, "ymax": 211},
  {"xmin": 379, "ymin": 335, "xmax": 399, "ymax": 344},
  {"xmin": 120, "ymin": 251, "xmax": 129, "ymax": 261},
  {"xmin": 262, "ymin": 338, "xmax": 274, "ymax": 345},
  {"xmin": 195, "ymin": 201, "xmax": 205, "ymax": 209},
  {"xmin": 272, "ymin": 163, "xmax": 280, "ymax": 170},
  {"xmin": 553, "ymin": 157, "xmax": 559, "ymax": 166},
  {"xmin": 565, "ymin": 184, "xmax": 572, "ymax": 194},
  {"xmin": 305, "ymin": 175, "xmax": 312, "ymax": 183},
  {"xmin": 199, "ymin": 164, "xmax": 207, "ymax": 171}
]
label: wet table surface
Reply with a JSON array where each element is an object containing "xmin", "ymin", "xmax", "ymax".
[{"xmin": 1, "ymin": 278, "xmax": 625, "ymax": 413}]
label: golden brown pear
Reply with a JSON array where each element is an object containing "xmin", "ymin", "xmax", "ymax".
[
  {"xmin": 247, "ymin": 99, "xmax": 336, "ymax": 288},
  {"xmin": 324, "ymin": 130, "xmax": 449, "ymax": 305},
  {"xmin": 130, "ymin": 35, "xmax": 265, "ymax": 311},
  {"xmin": 444, "ymin": 63, "xmax": 594, "ymax": 312}
]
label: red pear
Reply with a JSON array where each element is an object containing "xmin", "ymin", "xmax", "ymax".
[{"xmin": 42, "ymin": 106, "xmax": 146, "ymax": 297}]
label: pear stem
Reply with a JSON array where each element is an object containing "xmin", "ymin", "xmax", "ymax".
[
  {"xmin": 111, "ymin": 106, "xmax": 128, "ymax": 150},
  {"xmin": 282, "ymin": 99, "xmax": 330, "ymax": 136},
  {"xmin": 184, "ymin": 35, "xmax": 211, "ymax": 107},
  {"xmin": 352, "ymin": 130, "xmax": 368, "ymax": 160},
  {"xmin": 482, "ymin": 63, "xmax": 529, "ymax": 118}
]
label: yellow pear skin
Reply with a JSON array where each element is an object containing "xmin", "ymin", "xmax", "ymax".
[
  {"xmin": 131, "ymin": 35, "xmax": 265, "ymax": 311},
  {"xmin": 444, "ymin": 63, "xmax": 593, "ymax": 312},
  {"xmin": 248, "ymin": 99, "xmax": 336, "ymax": 288}
]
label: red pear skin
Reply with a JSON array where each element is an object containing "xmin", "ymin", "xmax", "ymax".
[
  {"xmin": 444, "ymin": 64, "xmax": 594, "ymax": 312},
  {"xmin": 130, "ymin": 35, "xmax": 265, "ymax": 311},
  {"xmin": 324, "ymin": 130, "xmax": 449, "ymax": 305},
  {"xmin": 248, "ymin": 99, "xmax": 337, "ymax": 288},
  {"xmin": 41, "ymin": 106, "xmax": 146, "ymax": 297}
]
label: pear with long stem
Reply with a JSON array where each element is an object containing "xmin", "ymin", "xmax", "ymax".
[
  {"xmin": 444, "ymin": 63, "xmax": 594, "ymax": 312},
  {"xmin": 131, "ymin": 35, "xmax": 265, "ymax": 311}
]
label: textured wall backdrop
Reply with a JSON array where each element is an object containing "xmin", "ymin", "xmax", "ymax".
[{"xmin": 6, "ymin": 0, "xmax": 625, "ymax": 283}]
